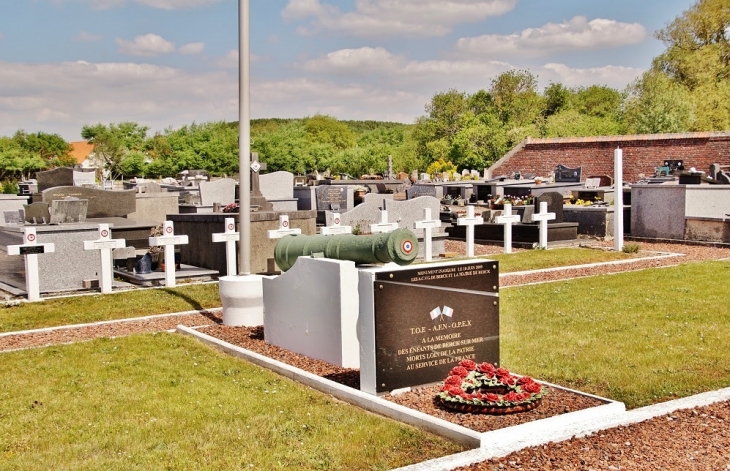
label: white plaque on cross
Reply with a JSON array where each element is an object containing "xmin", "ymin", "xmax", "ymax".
[
  {"xmin": 7, "ymin": 227, "xmax": 55, "ymax": 301},
  {"xmin": 149, "ymin": 220, "xmax": 189, "ymax": 287},
  {"xmin": 83, "ymin": 224, "xmax": 126, "ymax": 294},
  {"xmin": 320, "ymin": 212, "xmax": 352, "ymax": 235},
  {"xmin": 370, "ymin": 210, "xmax": 399, "ymax": 234},
  {"xmin": 456, "ymin": 205, "xmax": 484, "ymax": 257},
  {"xmin": 212, "ymin": 217, "xmax": 240, "ymax": 276},
  {"xmin": 267, "ymin": 215, "xmax": 302, "ymax": 239},
  {"xmin": 414, "ymin": 207, "xmax": 442, "ymax": 261},
  {"xmin": 494, "ymin": 203, "xmax": 521, "ymax": 254},
  {"xmin": 531, "ymin": 201, "xmax": 556, "ymax": 249}
]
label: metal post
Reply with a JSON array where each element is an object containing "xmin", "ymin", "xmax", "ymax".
[
  {"xmin": 238, "ymin": 0, "xmax": 251, "ymax": 274},
  {"xmin": 614, "ymin": 147, "xmax": 624, "ymax": 251}
]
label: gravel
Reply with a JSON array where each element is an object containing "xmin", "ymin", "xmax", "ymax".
[{"xmin": 2, "ymin": 239, "xmax": 730, "ymax": 469}]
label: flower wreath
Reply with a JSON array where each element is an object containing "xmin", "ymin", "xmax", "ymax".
[{"xmin": 436, "ymin": 360, "xmax": 548, "ymax": 414}]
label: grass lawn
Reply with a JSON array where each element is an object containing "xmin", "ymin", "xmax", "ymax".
[
  {"xmin": 486, "ymin": 246, "xmax": 637, "ymax": 273},
  {"xmin": 0, "ymin": 334, "xmax": 463, "ymax": 470},
  {"xmin": 500, "ymin": 261, "xmax": 730, "ymax": 409}
]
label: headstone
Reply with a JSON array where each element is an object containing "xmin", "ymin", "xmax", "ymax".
[
  {"xmin": 315, "ymin": 186, "xmax": 348, "ymax": 211},
  {"xmin": 359, "ymin": 259, "xmax": 500, "ymax": 394},
  {"xmin": 494, "ymin": 204, "xmax": 521, "ymax": 254},
  {"xmin": 259, "ymin": 171, "xmax": 294, "ymax": 201},
  {"xmin": 23, "ymin": 202, "xmax": 51, "ymax": 224},
  {"xmin": 50, "ymin": 198, "xmax": 88, "ymax": 224},
  {"xmin": 3, "ymin": 210, "xmax": 22, "ymax": 225},
  {"xmin": 531, "ymin": 202, "xmax": 556, "ymax": 249},
  {"xmin": 42, "ymin": 187, "xmax": 136, "ymax": 218},
  {"xmin": 148, "ymin": 220, "xmax": 189, "ymax": 287},
  {"xmin": 534, "ymin": 192, "xmax": 564, "ymax": 223},
  {"xmin": 320, "ymin": 212, "xmax": 353, "ymax": 235},
  {"xmin": 554, "ymin": 164, "xmax": 582, "ymax": 183},
  {"xmin": 73, "ymin": 170, "xmax": 97, "ymax": 187},
  {"xmin": 83, "ymin": 224, "xmax": 126, "ymax": 293},
  {"xmin": 520, "ymin": 205, "xmax": 535, "ymax": 223},
  {"xmin": 267, "ymin": 215, "xmax": 302, "ymax": 239},
  {"xmin": 414, "ymin": 208, "xmax": 441, "ymax": 262},
  {"xmin": 36, "ymin": 167, "xmax": 73, "ymax": 192},
  {"xmin": 212, "ymin": 217, "xmax": 240, "ymax": 276},
  {"xmin": 370, "ymin": 209, "xmax": 399, "ymax": 234},
  {"xmin": 140, "ymin": 182, "xmax": 163, "ymax": 193},
  {"xmin": 199, "ymin": 178, "xmax": 236, "ymax": 206},
  {"xmin": 471, "ymin": 170, "xmax": 480, "ymax": 179},
  {"xmin": 585, "ymin": 177, "xmax": 601, "ymax": 189},
  {"xmin": 406, "ymin": 185, "xmax": 437, "ymax": 200},
  {"xmin": 420, "ymin": 173, "xmax": 430, "ymax": 182},
  {"xmin": 456, "ymin": 205, "xmax": 484, "ymax": 257},
  {"xmin": 7, "ymin": 227, "xmax": 56, "ymax": 301}
]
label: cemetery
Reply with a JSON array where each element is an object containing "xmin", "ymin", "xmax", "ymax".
[{"xmin": 1, "ymin": 141, "xmax": 730, "ymax": 469}]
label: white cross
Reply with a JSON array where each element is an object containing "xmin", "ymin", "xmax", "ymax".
[
  {"xmin": 149, "ymin": 220, "xmax": 189, "ymax": 287},
  {"xmin": 212, "ymin": 217, "xmax": 240, "ymax": 276},
  {"xmin": 83, "ymin": 224, "xmax": 126, "ymax": 294},
  {"xmin": 7, "ymin": 227, "xmax": 55, "ymax": 301},
  {"xmin": 531, "ymin": 201, "xmax": 556, "ymax": 249},
  {"xmin": 414, "ymin": 207, "xmax": 442, "ymax": 261},
  {"xmin": 456, "ymin": 205, "xmax": 484, "ymax": 257},
  {"xmin": 320, "ymin": 212, "xmax": 352, "ymax": 235},
  {"xmin": 494, "ymin": 203, "xmax": 521, "ymax": 254},
  {"xmin": 370, "ymin": 210, "xmax": 399, "ymax": 234},
  {"xmin": 267, "ymin": 215, "xmax": 302, "ymax": 239}
]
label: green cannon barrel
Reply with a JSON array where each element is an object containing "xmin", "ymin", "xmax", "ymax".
[{"xmin": 274, "ymin": 228, "xmax": 419, "ymax": 272}]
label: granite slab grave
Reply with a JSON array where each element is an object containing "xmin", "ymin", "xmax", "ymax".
[
  {"xmin": 36, "ymin": 167, "xmax": 74, "ymax": 192},
  {"xmin": 316, "ymin": 186, "xmax": 348, "ymax": 211},
  {"xmin": 50, "ymin": 198, "xmax": 88, "ymax": 224},
  {"xmin": 405, "ymin": 185, "xmax": 437, "ymax": 200},
  {"xmin": 198, "ymin": 178, "xmax": 236, "ymax": 206},
  {"xmin": 3, "ymin": 210, "xmax": 22, "ymax": 225},
  {"xmin": 24, "ymin": 202, "xmax": 51, "ymax": 224},
  {"xmin": 259, "ymin": 171, "xmax": 298, "ymax": 212},
  {"xmin": 41, "ymin": 187, "xmax": 136, "ymax": 218}
]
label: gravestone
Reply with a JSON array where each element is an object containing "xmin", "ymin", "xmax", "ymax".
[
  {"xmin": 3, "ymin": 210, "xmax": 23, "ymax": 225},
  {"xmin": 406, "ymin": 185, "xmax": 437, "ymax": 200},
  {"xmin": 534, "ymin": 192, "xmax": 564, "ymax": 224},
  {"xmin": 199, "ymin": 178, "xmax": 236, "ymax": 206},
  {"xmin": 41, "ymin": 187, "xmax": 136, "ymax": 218},
  {"xmin": 50, "ymin": 198, "xmax": 88, "ymax": 224},
  {"xmin": 259, "ymin": 171, "xmax": 297, "ymax": 212},
  {"xmin": 73, "ymin": 170, "xmax": 97, "ymax": 187},
  {"xmin": 359, "ymin": 259, "xmax": 500, "ymax": 394},
  {"xmin": 554, "ymin": 164, "xmax": 582, "ymax": 183},
  {"xmin": 316, "ymin": 186, "xmax": 348, "ymax": 211},
  {"xmin": 36, "ymin": 167, "xmax": 74, "ymax": 192},
  {"xmin": 24, "ymin": 202, "xmax": 51, "ymax": 224}
]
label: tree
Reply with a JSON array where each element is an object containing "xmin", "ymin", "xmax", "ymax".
[
  {"xmin": 14, "ymin": 131, "xmax": 74, "ymax": 167},
  {"xmin": 81, "ymin": 122, "xmax": 149, "ymax": 179},
  {"xmin": 489, "ymin": 70, "xmax": 544, "ymax": 127},
  {"xmin": 543, "ymin": 82, "xmax": 572, "ymax": 116},
  {"xmin": 623, "ymin": 71, "xmax": 696, "ymax": 134},
  {"xmin": 303, "ymin": 114, "xmax": 357, "ymax": 150}
]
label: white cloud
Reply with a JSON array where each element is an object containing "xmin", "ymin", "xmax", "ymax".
[
  {"xmin": 84, "ymin": 0, "xmax": 222, "ymax": 9},
  {"xmin": 455, "ymin": 16, "xmax": 646, "ymax": 58},
  {"xmin": 214, "ymin": 50, "xmax": 262, "ymax": 68},
  {"xmin": 538, "ymin": 62, "xmax": 645, "ymax": 89},
  {"xmin": 73, "ymin": 31, "xmax": 103, "ymax": 42},
  {"xmin": 178, "ymin": 42, "xmax": 205, "ymax": 55},
  {"xmin": 116, "ymin": 34, "xmax": 176, "ymax": 56},
  {"xmin": 283, "ymin": 0, "xmax": 516, "ymax": 38}
]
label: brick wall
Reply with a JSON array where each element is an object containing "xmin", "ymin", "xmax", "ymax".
[{"xmin": 490, "ymin": 133, "xmax": 730, "ymax": 183}]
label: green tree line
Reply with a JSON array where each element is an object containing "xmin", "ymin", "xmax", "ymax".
[{"xmin": 1, "ymin": 0, "xmax": 726, "ymax": 184}]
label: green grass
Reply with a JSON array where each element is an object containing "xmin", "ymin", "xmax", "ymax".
[
  {"xmin": 0, "ymin": 283, "xmax": 221, "ymax": 333},
  {"xmin": 500, "ymin": 261, "xmax": 730, "ymax": 408},
  {"xmin": 0, "ymin": 334, "xmax": 463, "ymax": 470},
  {"xmin": 487, "ymin": 247, "xmax": 637, "ymax": 273}
]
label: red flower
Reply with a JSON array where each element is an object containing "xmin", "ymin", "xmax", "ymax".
[
  {"xmin": 523, "ymin": 382, "xmax": 542, "ymax": 394},
  {"xmin": 477, "ymin": 362, "xmax": 496, "ymax": 374},
  {"xmin": 496, "ymin": 367, "xmax": 510, "ymax": 377},
  {"xmin": 444, "ymin": 375, "xmax": 463, "ymax": 387},
  {"xmin": 449, "ymin": 366, "xmax": 469, "ymax": 378},
  {"xmin": 503, "ymin": 391, "xmax": 520, "ymax": 402},
  {"xmin": 459, "ymin": 359, "xmax": 477, "ymax": 371},
  {"xmin": 485, "ymin": 393, "xmax": 500, "ymax": 402},
  {"xmin": 499, "ymin": 375, "xmax": 516, "ymax": 386},
  {"xmin": 517, "ymin": 376, "xmax": 534, "ymax": 385},
  {"xmin": 446, "ymin": 386, "xmax": 465, "ymax": 396}
]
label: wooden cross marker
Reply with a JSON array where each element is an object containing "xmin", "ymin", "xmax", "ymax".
[
  {"xmin": 212, "ymin": 217, "xmax": 240, "ymax": 276},
  {"xmin": 320, "ymin": 212, "xmax": 352, "ymax": 235},
  {"xmin": 7, "ymin": 227, "xmax": 55, "ymax": 301},
  {"xmin": 494, "ymin": 203, "xmax": 521, "ymax": 254},
  {"xmin": 531, "ymin": 201, "xmax": 556, "ymax": 249},
  {"xmin": 83, "ymin": 224, "xmax": 126, "ymax": 294},
  {"xmin": 267, "ymin": 215, "xmax": 302, "ymax": 239},
  {"xmin": 414, "ymin": 207, "xmax": 442, "ymax": 261},
  {"xmin": 148, "ymin": 220, "xmax": 189, "ymax": 287},
  {"xmin": 370, "ymin": 209, "xmax": 399, "ymax": 234},
  {"xmin": 456, "ymin": 205, "xmax": 484, "ymax": 257}
]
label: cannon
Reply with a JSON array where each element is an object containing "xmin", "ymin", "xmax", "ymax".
[{"xmin": 273, "ymin": 228, "xmax": 419, "ymax": 272}]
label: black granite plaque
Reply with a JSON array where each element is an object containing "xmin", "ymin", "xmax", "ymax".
[
  {"xmin": 405, "ymin": 185, "xmax": 437, "ymax": 200},
  {"xmin": 554, "ymin": 164, "xmax": 582, "ymax": 183},
  {"xmin": 20, "ymin": 246, "xmax": 45, "ymax": 255},
  {"xmin": 373, "ymin": 262, "xmax": 499, "ymax": 393},
  {"xmin": 315, "ymin": 186, "xmax": 347, "ymax": 211}
]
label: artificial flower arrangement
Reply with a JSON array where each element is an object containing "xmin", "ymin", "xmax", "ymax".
[
  {"xmin": 222, "ymin": 203, "xmax": 239, "ymax": 213},
  {"xmin": 436, "ymin": 360, "xmax": 548, "ymax": 415}
]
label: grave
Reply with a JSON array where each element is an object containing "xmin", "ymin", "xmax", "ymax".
[
  {"xmin": 259, "ymin": 171, "xmax": 298, "ymax": 212},
  {"xmin": 0, "ymin": 194, "xmax": 30, "ymax": 223},
  {"xmin": 6, "ymin": 227, "xmax": 56, "ymax": 301},
  {"xmin": 36, "ymin": 167, "xmax": 74, "ymax": 192},
  {"xmin": 405, "ymin": 184, "xmax": 437, "ymax": 200},
  {"xmin": 198, "ymin": 177, "xmax": 236, "ymax": 210},
  {"xmin": 49, "ymin": 198, "xmax": 88, "ymax": 224},
  {"xmin": 554, "ymin": 164, "xmax": 582, "ymax": 183},
  {"xmin": 23, "ymin": 202, "xmax": 51, "ymax": 224},
  {"xmin": 39, "ymin": 186, "xmax": 136, "ymax": 218},
  {"xmin": 534, "ymin": 192, "xmax": 564, "ymax": 224},
  {"xmin": 315, "ymin": 185, "xmax": 350, "ymax": 224}
]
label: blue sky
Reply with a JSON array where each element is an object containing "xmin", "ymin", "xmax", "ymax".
[{"xmin": 0, "ymin": 0, "xmax": 694, "ymax": 141}]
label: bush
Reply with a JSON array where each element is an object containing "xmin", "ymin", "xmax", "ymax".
[
  {"xmin": 622, "ymin": 243, "xmax": 641, "ymax": 254},
  {"xmin": 1, "ymin": 180, "xmax": 19, "ymax": 194}
]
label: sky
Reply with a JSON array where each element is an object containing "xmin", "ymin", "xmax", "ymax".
[{"xmin": 0, "ymin": 0, "xmax": 696, "ymax": 142}]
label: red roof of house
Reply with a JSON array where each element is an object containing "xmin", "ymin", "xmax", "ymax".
[{"xmin": 69, "ymin": 141, "xmax": 94, "ymax": 164}]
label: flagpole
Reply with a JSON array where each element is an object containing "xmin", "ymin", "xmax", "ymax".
[{"xmin": 238, "ymin": 0, "xmax": 251, "ymax": 274}]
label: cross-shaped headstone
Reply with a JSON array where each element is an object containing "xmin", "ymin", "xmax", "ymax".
[
  {"xmin": 370, "ymin": 209, "xmax": 399, "ymax": 234},
  {"xmin": 320, "ymin": 212, "xmax": 353, "ymax": 235},
  {"xmin": 494, "ymin": 203, "xmax": 521, "ymax": 254},
  {"xmin": 149, "ymin": 221, "xmax": 189, "ymax": 287},
  {"xmin": 212, "ymin": 217, "xmax": 240, "ymax": 276},
  {"xmin": 456, "ymin": 205, "xmax": 484, "ymax": 257},
  {"xmin": 267, "ymin": 215, "xmax": 302, "ymax": 239},
  {"xmin": 83, "ymin": 224, "xmax": 126, "ymax": 294},
  {"xmin": 415, "ymin": 207, "xmax": 442, "ymax": 261},
  {"xmin": 7, "ymin": 227, "xmax": 55, "ymax": 301},
  {"xmin": 531, "ymin": 201, "xmax": 556, "ymax": 249}
]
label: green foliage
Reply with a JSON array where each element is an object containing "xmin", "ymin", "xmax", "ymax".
[
  {"xmin": 544, "ymin": 110, "xmax": 622, "ymax": 137},
  {"xmin": 81, "ymin": 122, "xmax": 150, "ymax": 179},
  {"xmin": 623, "ymin": 71, "xmax": 696, "ymax": 133},
  {"xmin": 1, "ymin": 179, "xmax": 19, "ymax": 194},
  {"xmin": 622, "ymin": 243, "xmax": 641, "ymax": 254},
  {"xmin": 303, "ymin": 114, "xmax": 357, "ymax": 150},
  {"xmin": 426, "ymin": 158, "xmax": 457, "ymax": 177},
  {"xmin": 490, "ymin": 69, "xmax": 544, "ymax": 127}
]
